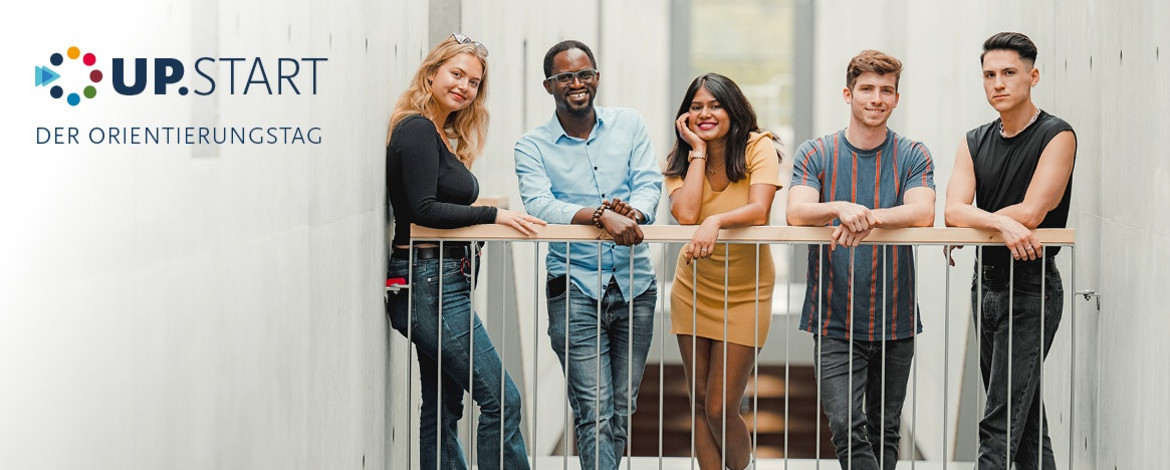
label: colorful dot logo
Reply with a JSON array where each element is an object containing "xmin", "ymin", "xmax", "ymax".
[{"xmin": 36, "ymin": 46, "xmax": 103, "ymax": 107}]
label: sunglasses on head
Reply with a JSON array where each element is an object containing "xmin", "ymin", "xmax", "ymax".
[{"xmin": 451, "ymin": 33, "xmax": 488, "ymax": 57}]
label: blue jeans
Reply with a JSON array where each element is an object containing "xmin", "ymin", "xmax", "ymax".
[
  {"xmin": 814, "ymin": 335, "xmax": 915, "ymax": 470},
  {"xmin": 546, "ymin": 276, "xmax": 657, "ymax": 470},
  {"xmin": 972, "ymin": 261, "xmax": 1062, "ymax": 470},
  {"xmin": 387, "ymin": 255, "xmax": 530, "ymax": 470}
]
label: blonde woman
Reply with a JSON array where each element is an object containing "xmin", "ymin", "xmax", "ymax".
[{"xmin": 385, "ymin": 34, "xmax": 542, "ymax": 470}]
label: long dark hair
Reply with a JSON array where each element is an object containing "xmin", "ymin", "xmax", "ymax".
[{"xmin": 664, "ymin": 73, "xmax": 779, "ymax": 182}]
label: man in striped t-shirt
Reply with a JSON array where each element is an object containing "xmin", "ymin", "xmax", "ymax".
[{"xmin": 787, "ymin": 50, "xmax": 936, "ymax": 470}]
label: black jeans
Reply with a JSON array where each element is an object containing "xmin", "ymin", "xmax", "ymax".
[
  {"xmin": 972, "ymin": 262, "xmax": 1063, "ymax": 470},
  {"xmin": 815, "ymin": 335, "xmax": 915, "ymax": 470}
]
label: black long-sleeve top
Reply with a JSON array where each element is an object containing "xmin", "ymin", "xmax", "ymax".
[{"xmin": 386, "ymin": 115, "xmax": 497, "ymax": 246}]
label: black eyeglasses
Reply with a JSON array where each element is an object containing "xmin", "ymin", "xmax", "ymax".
[
  {"xmin": 546, "ymin": 68, "xmax": 598, "ymax": 85},
  {"xmin": 451, "ymin": 33, "xmax": 488, "ymax": 57}
]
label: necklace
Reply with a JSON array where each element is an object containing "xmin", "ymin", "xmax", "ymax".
[
  {"xmin": 704, "ymin": 154, "xmax": 724, "ymax": 176},
  {"xmin": 1000, "ymin": 106, "xmax": 1042, "ymax": 138}
]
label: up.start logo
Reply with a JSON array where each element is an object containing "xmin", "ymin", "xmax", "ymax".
[
  {"xmin": 34, "ymin": 45, "xmax": 326, "ymax": 107},
  {"xmin": 35, "ymin": 45, "xmax": 327, "ymax": 146},
  {"xmin": 35, "ymin": 46, "xmax": 103, "ymax": 106}
]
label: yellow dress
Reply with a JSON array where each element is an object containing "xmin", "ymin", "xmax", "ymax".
[{"xmin": 666, "ymin": 132, "xmax": 782, "ymax": 348}]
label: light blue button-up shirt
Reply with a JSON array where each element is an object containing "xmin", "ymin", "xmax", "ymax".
[{"xmin": 514, "ymin": 106, "xmax": 662, "ymax": 301}]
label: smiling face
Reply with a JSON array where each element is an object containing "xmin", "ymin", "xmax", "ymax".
[
  {"xmin": 844, "ymin": 71, "xmax": 900, "ymax": 130},
  {"xmin": 687, "ymin": 85, "xmax": 731, "ymax": 145},
  {"xmin": 428, "ymin": 52, "xmax": 483, "ymax": 115},
  {"xmin": 544, "ymin": 48, "xmax": 599, "ymax": 119},
  {"xmin": 981, "ymin": 49, "xmax": 1039, "ymax": 113}
]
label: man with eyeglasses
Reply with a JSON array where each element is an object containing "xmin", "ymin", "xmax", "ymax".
[{"xmin": 514, "ymin": 40, "xmax": 661, "ymax": 470}]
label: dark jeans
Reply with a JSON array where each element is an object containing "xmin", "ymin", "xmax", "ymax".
[
  {"xmin": 972, "ymin": 262, "xmax": 1063, "ymax": 470},
  {"xmin": 815, "ymin": 335, "xmax": 915, "ymax": 470},
  {"xmin": 546, "ymin": 276, "xmax": 657, "ymax": 470},
  {"xmin": 387, "ymin": 255, "xmax": 530, "ymax": 470}
]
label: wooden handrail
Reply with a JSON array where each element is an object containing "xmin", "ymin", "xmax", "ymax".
[{"xmin": 412, "ymin": 224, "xmax": 1075, "ymax": 245}]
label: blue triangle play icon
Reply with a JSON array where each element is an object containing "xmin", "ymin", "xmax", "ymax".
[{"xmin": 36, "ymin": 66, "xmax": 60, "ymax": 86}]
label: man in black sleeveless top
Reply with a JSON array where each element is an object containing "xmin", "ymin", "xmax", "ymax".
[{"xmin": 944, "ymin": 32, "xmax": 1076, "ymax": 470}]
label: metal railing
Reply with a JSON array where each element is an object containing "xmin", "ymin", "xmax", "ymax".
[{"xmin": 388, "ymin": 224, "xmax": 1080, "ymax": 470}]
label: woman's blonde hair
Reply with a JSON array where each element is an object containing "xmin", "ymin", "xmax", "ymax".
[{"xmin": 386, "ymin": 36, "xmax": 490, "ymax": 165}]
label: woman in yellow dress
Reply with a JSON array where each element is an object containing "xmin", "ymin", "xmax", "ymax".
[{"xmin": 664, "ymin": 73, "xmax": 782, "ymax": 470}]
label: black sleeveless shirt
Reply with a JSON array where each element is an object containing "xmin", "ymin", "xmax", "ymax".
[{"xmin": 967, "ymin": 110, "xmax": 1076, "ymax": 266}]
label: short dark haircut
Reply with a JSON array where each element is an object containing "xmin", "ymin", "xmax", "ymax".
[
  {"xmin": 543, "ymin": 40, "xmax": 597, "ymax": 78},
  {"xmin": 663, "ymin": 73, "xmax": 781, "ymax": 183},
  {"xmin": 846, "ymin": 50, "xmax": 903, "ymax": 91},
  {"xmin": 981, "ymin": 32, "xmax": 1038, "ymax": 65}
]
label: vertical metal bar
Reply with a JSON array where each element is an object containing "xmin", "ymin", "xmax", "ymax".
[
  {"xmin": 596, "ymin": 242, "xmax": 603, "ymax": 470},
  {"xmin": 944, "ymin": 241, "xmax": 951, "ymax": 469},
  {"xmin": 469, "ymin": 243, "xmax": 477, "ymax": 468},
  {"xmin": 753, "ymin": 242, "xmax": 760, "ymax": 469},
  {"xmin": 1007, "ymin": 256, "xmax": 1014, "ymax": 466},
  {"xmin": 406, "ymin": 241, "xmax": 415, "ymax": 469},
  {"xmin": 1039, "ymin": 250, "xmax": 1046, "ymax": 470},
  {"xmin": 536, "ymin": 241, "xmax": 547, "ymax": 468},
  {"xmin": 659, "ymin": 244, "xmax": 667, "ymax": 470},
  {"xmin": 563, "ymin": 244, "xmax": 570, "ymax": 470},
  {"xmin": 910, "ymin": 244, "xmax": 918, "ymax": 470},
  {"xmin": 1071, "ymin": 246, "xmax": 1078, "ymax": 470},
  {"xmin": 880, "ymin": 244, "xmax": 888, "ymax": 470},
  {"xmin": 627, "ymin": 245, "xmax": 635, "ymax": 470},
  {"xmin": 976, "ymin": 246, "xmax": 983, "ymax": 463},
  {"xmin": 691, "ymin": 257, "xmax": 698, "ymax": 470},
  {"xmin": 848, "ymin": 246, "xmax": 855, "ymax": 470},
  {"xmin": 722, "ymin": 242, "xmax": 729, "ymax": 470},
  {"xmin": 816, "ymin": 244, "xmax": 823, "ymax": 470},
  {"xmin": 503, "ymin": 241, "xmax": 515, "ymax": 467},
  {"xmin": 437, "ymin": 239, "xmax": 444, "ymax": 469},
  {"xmin": 785, "ymin": 243, "xmax": 792, "ymax": 470}
]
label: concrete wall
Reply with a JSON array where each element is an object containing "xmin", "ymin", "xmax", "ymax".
[
  {"xmin": 1, "ymin": 0, "xmax": 399, "ymax": 467},
  {"xmin": 811, "ymin": 0, "xmax": 1170, "ymax": 466}
]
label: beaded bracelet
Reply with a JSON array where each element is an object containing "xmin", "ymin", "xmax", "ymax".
[{"xmin": 591, "ymin": 202, "xmax": 610, "ymax": 228}]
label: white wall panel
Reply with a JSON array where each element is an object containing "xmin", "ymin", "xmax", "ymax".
[{"xmin": 1, "ymin": 0, "xmax": 399, "ymax": 467}]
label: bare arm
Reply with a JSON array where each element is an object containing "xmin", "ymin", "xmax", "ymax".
[
  {"xmin": 993, "ymin": 131, "xmax": 1076, "ymax": 228},
  {"xmin": 872, "ymin": 186, "xmax": 935, "ymax": 228},
  {"xmin": 668, "ymin": 160, "xmax": 708, "ymax": 225},
  {"xmin": 569, "ymin": 207, "xmax": 595, "ymax": 225},
  {"xmin": 683, "ymin": 183, "xmax": 777, "ymax": 261},
  {"xmin": 785, "ymin": 185, "xmax": 877, "ymax": 231},
  {"xmin": 707, "ymin": 183, "xmax": 777, "ymax": 228},
  {"xmin": 669, "ymin": 114, "xmax": 709, "ymax": 225}
]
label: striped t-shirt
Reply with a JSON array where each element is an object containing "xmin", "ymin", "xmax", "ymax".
[{"xmin": 791, "ymin": 129, "xmax": 935, "ymax": 341}]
